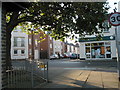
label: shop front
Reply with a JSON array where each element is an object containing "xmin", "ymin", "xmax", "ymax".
[{"xmin": 79, "ymin": 36, "xmax": 117, "ymax": 60}]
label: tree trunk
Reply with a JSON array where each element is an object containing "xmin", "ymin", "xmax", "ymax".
[
  {"xmin": 6, "ymin": 29, "xmax": 12, "ymax": 70},
  {"xmin": 6, "ymin": 11, "xmax": 19, "ymax": 70}
]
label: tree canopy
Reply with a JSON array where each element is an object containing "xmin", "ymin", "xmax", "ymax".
[{"xmin": 6, "ymin": 2, "xmax": 109, "ymax": 41}]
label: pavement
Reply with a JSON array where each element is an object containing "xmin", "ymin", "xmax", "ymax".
[
  {"xmin": 35, "ymin": 59, "xmax": 120, "ymax": 88},
  {"xmin": 37, "ymin": 69, "xmax": 119, "ymax": 88}
]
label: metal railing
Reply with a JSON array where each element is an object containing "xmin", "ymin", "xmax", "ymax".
[{"xmin": 6, "ymin": 59, "xmax": 48, "ymax": 88}]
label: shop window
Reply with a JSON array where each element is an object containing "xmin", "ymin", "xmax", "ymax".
[
  {"xmin": 86, "ymin": 47, "xmax": 90, "ymax": 58},
  {"xmin": 106, "ymin": 46, "xmax": 111, "ymax": 58},
  {"xmin": 105, "ymin": 42, "xmax": 110, "ymax": 45},
  {"xmin": 85, "ymin": 43, "xmax": 90, "ymax": 46},
  {"xmin": 85, "ymin": 42, "xmax": 111, "ymax": 59}
]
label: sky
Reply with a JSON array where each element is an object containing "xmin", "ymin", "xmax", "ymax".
[{"xmin": 107, "ymin": 0, "xmax": 120, "ymax": 13}]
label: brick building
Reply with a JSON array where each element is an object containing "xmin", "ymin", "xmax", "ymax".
[{"xmin": 28, "ymin": 31, "xmax": 53, "ymax": 59}]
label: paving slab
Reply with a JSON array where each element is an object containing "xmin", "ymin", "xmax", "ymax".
[
  {"xmin": 101, "ymin": 72, "xmax": 119, "ymax": 88},
  {"xmin": 83, "ymin": 71, "xmax": 103, "ymax": 88}
]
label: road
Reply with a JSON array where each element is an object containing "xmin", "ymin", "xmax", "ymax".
[{"xmin": 48, "ymin": 59, "xmax": 117, "ymax": 73}]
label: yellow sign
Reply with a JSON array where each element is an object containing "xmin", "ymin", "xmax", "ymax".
[{"xmin": 39, "ymin": 65, "xmax": 45, "ymax": 68}]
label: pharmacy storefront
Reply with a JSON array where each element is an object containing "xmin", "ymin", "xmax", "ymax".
[{"xmin": 79, "ymin": 36, "xmax": 117, "ymax": 60}]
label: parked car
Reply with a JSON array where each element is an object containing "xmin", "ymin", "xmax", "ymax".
[
  {"xmin": 70, "ymin": 53, "xmax": 80, "ymax": 59},
  {"xmin": 70, "ymin": 53, "xmax": 77, "ymax": 59},
  {"xmin": 76, "ymin": 54, "xmax": 80, "ymax": 59},
  {"xmin": 60, "ymin": 54, "xmax": 64, "ymax": 59},
  {"xmin": 50, "ymin": 54, "xmax": 59, "ymax": 60},
  {"xmin": 63, "ymin": 53, "xmax": 69, "ymax": 58}
]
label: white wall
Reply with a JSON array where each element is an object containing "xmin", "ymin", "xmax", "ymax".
[
  {"xmin": 0, "ymin": 1, "xmax": 2, "ymax": 89},
  {"xmin": 67, "ymin": 45, "xmax": 70, "ymax": 52},
  {"xmin": 79, "ymin": 43, "xmax": 86, "ymax": 59},
  {"xmin": 34, "ymin": 50, "xmax": 39, "ymax": 59},
  {"xmin": 11, "ymin": 26, "xmax": 28, "ymax": 59},
  {"xmin": 75, "ymin": 47, "xmax": 80, "ymax": 55},
  {"xmin": 53, "ymin": 39, "xmax": 62, "ymax": 54},
  {"xmin": 111, "ymin": 40, "xmax": 117, "ymax": 58}
]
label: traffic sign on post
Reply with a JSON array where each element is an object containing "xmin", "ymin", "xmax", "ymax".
[
  {"xmin": 109, "ymin": 12, "xmax": 120, "ymax": 81},
  {"xmin": 109, "ymin": 12, "xmax": 120, "ymax": 26}
]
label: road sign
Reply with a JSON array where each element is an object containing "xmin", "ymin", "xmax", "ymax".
[{"xmin": 109, "ymin": 12, "xmax": 120, "ymax": 26}]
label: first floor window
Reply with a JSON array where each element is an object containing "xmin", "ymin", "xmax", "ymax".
[
  {"xmin": 21, "ymin": 38, "xmax": 25, "ymax": 47},
  {"xmin": 14, "ymin": 37, "xmax": 18, "ymax": 47},
  {"xmin": 14, "ymin": 50, "xmax": 18, "ymax": 55}
]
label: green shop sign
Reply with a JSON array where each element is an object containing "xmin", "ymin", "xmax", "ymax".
[{"xmin": 79, "ymin": 36, "xmax": 115, "ymax": 42}]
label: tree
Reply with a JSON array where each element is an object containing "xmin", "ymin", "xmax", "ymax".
[{"xmin": 4, "ymin": 2, "xmax": 109, "ymax": 69}]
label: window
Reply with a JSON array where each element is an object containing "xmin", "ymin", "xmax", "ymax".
[
  {"xmin": 29, "ymin": 39, "xmax": 31, "ymax": 45},
  {"xmin": 14, "ymin": 50, "xmax": 18, "ymax": 55},
  {"xmin": 105, "ymin": 42, "xmax": 110, "ymax": 45},
  {"xmin": 106, "ymin": 46, "xmax": 111, "ymax": 58},
  {"xmin": 35, "ymin": 39, "xmax": 38, "ymax": 46},
  {"xmin": 14, "ymin": 37, "xmax": 25, "ymax": 47},
  {"xmin": 21, "ymin": 50, "xmax": 25, "ymax": 55},
  {"xmin": 14, "ymin": 37, "xmax": 18, "ymax": 47},
  {"xmin": 85, "ymin": 43, "xmax": 90, "ymax": 46},
  {"xmin": 86, "ymin": 47, "xmax": 90, "ymax": 58},
  {"xmin": 50, "ymin": 44, "xmax": 52, "ymax": 48},
  {"xmin": 85, "ymin": 42, "xmax": 111, "ymax": 59},
  {"xmin": 21, "ymin": 38, "xmax": 25, "ymax": 47}
]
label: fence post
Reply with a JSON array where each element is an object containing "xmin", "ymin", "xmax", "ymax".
[
  {"xmin": 46, "ymin": 61, "xmax": 49, "ymax": 82},
  {"xmin": 44, "ymin": 63, "xmax": 45, "ymax": 79},
  {"xmin": 31, "ymin": 61, "xmax": 34, "ymax": 88},
  {"xmin": 7, "ymin": 70, "xmax": 10, "ymax": 88}
]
